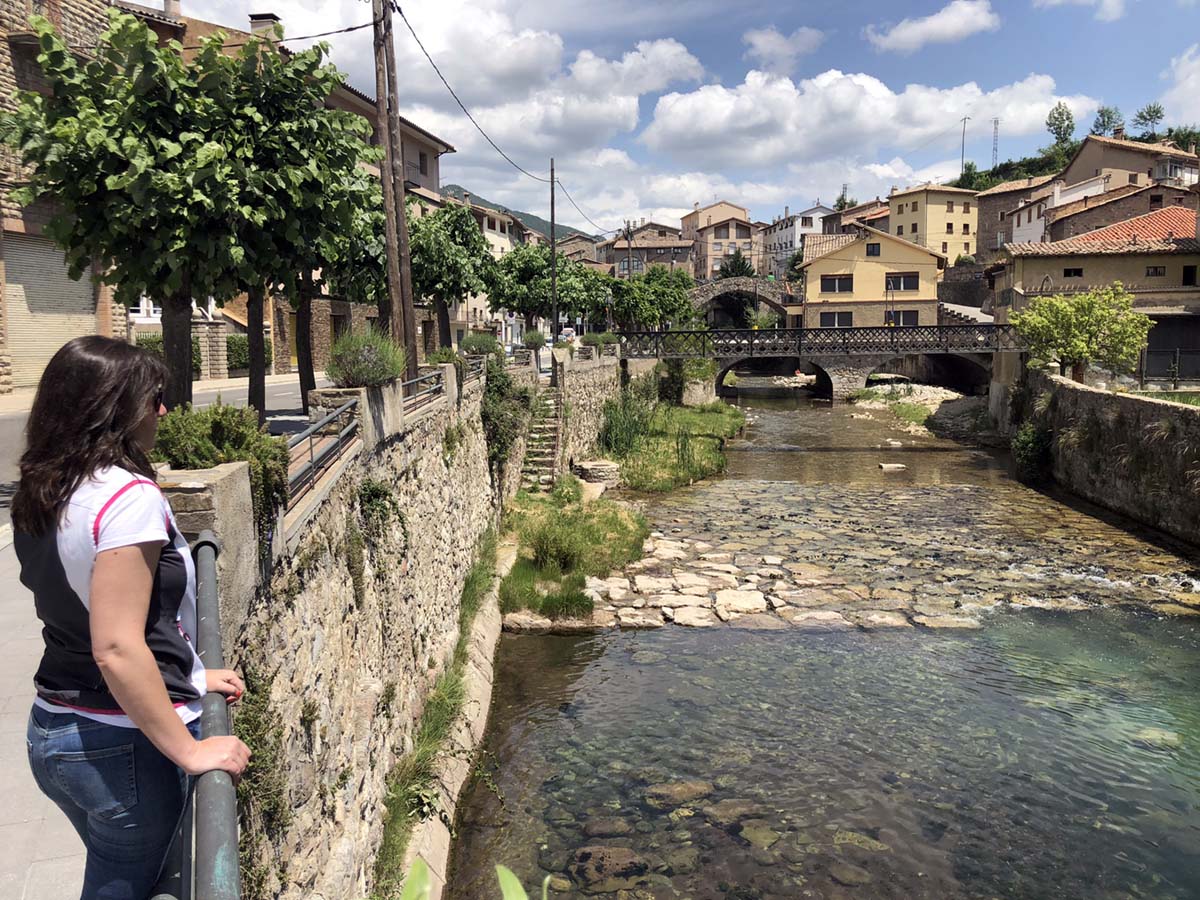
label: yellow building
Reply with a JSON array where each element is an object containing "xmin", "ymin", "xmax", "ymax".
[
  {"xmin": 888, "ymin": 184, "xmax": 979, "ymax": 261},
  {"xmin": 796, "ymin": 227, "xmax": 945, "ymax": 328}
]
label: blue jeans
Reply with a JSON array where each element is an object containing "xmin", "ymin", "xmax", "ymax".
[{"xmin": 26, "ymin": 705, "xmax": 198, "ymax": 900}]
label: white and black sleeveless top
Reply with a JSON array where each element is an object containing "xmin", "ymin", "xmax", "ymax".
[{"xmin": 16, "ymin": 466, "xmax": 206, "ymax": 728}]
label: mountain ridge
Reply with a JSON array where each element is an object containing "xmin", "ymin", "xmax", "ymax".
[{"xmin": 441, "ymin": 184, "xmax": 597, "ymax": 242}]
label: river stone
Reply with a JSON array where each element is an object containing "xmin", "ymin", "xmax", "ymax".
[
  {"xmin": 503, "ymin": 610, "xmax": 554, "ymax": 632},
  {"xmin": 548, "ymin": 876, "xmax": 572, "ymax": 893},
  {"xmin": 829, "ymin": 862, "xmax": 873, "ymax": 886},
  {"xmin": 644, "ymin": 592, "xmax": 695, "ymax": 609},
  {"xmin": 761, "ymin": 555, "xmax": 784, "ymax": 565},
  {"xmin": 663, "ymin": 846, "xmax": 700, "ymax": 875},
  {"xmin": 569, "ymin": 846, "xmax": 650, "ymax": 893},
  {"xmin": 779, "ymin": 609, "xmax": 854, "ymax": 631},
  {"xmin": 674, "ymin": 608, "xmax": 718, "ymax": 627},
  {"xmin": 738, "ymin": 819, "xmax": 780, "ymax": 849},
  {"xmin": 584, "ymin": 817, "xmax": 634, "ymax": 838},
  {"xmin": 849, "ymin": 610, "xmax": 913, "ymax": 630},
  {"xmin": 617, "ymin": 608, "xmax": 664, "ymax": 628},
  {"xmin": 1133, "ymin": 727, "xmax": 1182, "ymax": 749},
  {"xmin": 715, "ymin": 589, "xmax": 767, "ymax": 615},
  {"xmin": 731, "ymin": 613, "xmax": 788, "ymax": 630},
  {"xmin": 591, "ymin": 608, "xmax": 618, "ymax": 628},
  {"xmin": 776, "ymin": 588, "xmax": 844, "ymax": 608},
  {"xmin": 634, "ymin": 575, "xmax": 675, "ymax": 594},
  {"xmin": 702, "ymin": 798, "xmax": 759, "ymax": 827},
  {"xmin": 1152, "ymin": 603, "xmax": 1200, "ymax": 617},
  {"xmin": 913, "ymin": 614, "xmax": 981, "ymax": 630},
  {"xmin": 654, "ymin": 546, "xmax": 690, "ymax": 561},
  {"xmin": 699, "ymin": 552, "xmax": 732, "ymax": 563},
  {"xmin": 834, "ymin": 830, "xmax": 891, "ymax": 852},
  {"xmin": 785, "ymin": 562, "xmax": 832, "ymax": 582},
  {"xmin": 645, "ymin": 780, "xmax": 714, "ymax": 809},
  {"xmin": 674, "ymin": 571, "xmax": 712, "ymax": 590}
]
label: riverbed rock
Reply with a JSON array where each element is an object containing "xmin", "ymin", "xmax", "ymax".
[
  {"xmin": 714, "ymin": 589, "xmax": 767, "ymax": 616},
  {"xmin": 738, "ymin": 819, "xmax": 781, "ymax": 849},
  {"xmin": 673, "ymin": 608, "xmax": 718, "ymax": 627},
  {"xmin": 569, "ymin": 846, "xmax": 650, "ymax": 893},
  {"xmin": 1133, "ymin": 727, "xmax": 1182, "ymax": 749},
  {"xmin": 644, "ymin": 592, "xmax": 699, "ymax": 609},
  {"xmin": 633, "ymin": 575, "xmax": 675, "ymax": 594},
  {"xmin": 702, "ymin": 798, "xmax": 759, "ymax": 827},
  {"xmin": 829, "ymin": 862, "xmax": 873, "ymax": 886},
  {"xmin": 644, "ymin": 780, "xmax": 714, "ymax": 809},
  {"xmin": 617, "ymin": 608, "xmax": 664, "ymax": 628},
  {"xmin": 731, "ymin": 613, "xmax": 789, "ymax": 630},
  {"xmin": 503, "ymin": 610, "xmax": 554, "ymax": 632},
  {"xmin": 913, "ymin": 614, "xmax": 981, "ymax": 630},
  {"xmin": 583, "ymin": 817, "xmax": 634, "ymax": 838},
  {"xmin": 779, "ymin": 609, "xmax": 854, "ymax": 631},
  {"xmin": 834, "ymin": 830, "xmax": 891, "ymax": 852},
  {"xmin": 849, "ymin": 610, "xmax": 913, "ymax": 630}
]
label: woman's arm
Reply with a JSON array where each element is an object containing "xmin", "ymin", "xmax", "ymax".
[{"xmin": 90, "ymin": 542, "xmax": 250, "ymax": 778}]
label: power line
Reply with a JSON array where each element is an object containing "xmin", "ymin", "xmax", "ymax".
[
  {"xmin": 72, "ymin": 20, "xmax": 374, "ymax": 52},
  {"xmin": 554, "ymin": 180, "xmax": 621, "ymax": 236}
]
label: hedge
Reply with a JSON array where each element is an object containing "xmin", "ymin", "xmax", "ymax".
[
  {"xmin": 136, "ymin": 332, "xmax": 200, "ymax": 377},
  {"xmin": 226, "ymin": 334, "xmax": 274, "ymax": 371}
]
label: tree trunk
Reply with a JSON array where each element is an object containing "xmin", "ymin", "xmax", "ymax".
[
  {"xmin": 296, "ymin": 287, "xmax": 316, "ymax": 416},
  {"xmin": 1070, "ymin": 361, "xmax": 1087, "ymax": 383},
  {"xmin": 247, "ymin": 285, "xmax": 267, "ymax": 426},
  {"xmin": 436, "ymin": 297, "xmax": 453, "ymax": 348},
  {"xmin": 160, "ymin": 288, "xmax": 193, "ymax": 410}
]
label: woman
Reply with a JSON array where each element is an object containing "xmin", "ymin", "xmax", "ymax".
[{"xmin": 14, "ymin": 336, "xmax": 251, "ymax": 900}]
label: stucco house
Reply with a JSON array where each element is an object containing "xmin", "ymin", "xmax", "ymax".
[
  {"xmin": 1059, "ymin": 132, "xmax": 1199, "ymax": 190},
  {"xmin": 888, "ymin": 183, "xmax": 979, "ymax": 262}
]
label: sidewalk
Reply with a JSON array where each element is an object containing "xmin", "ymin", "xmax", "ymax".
[
  {"xmin": 0, "ymin": 372, "xmax": 303, "ymax": 415},
  {"xmin": 0, "ymin": 544, "xmax": 82, "ymax": 900}
]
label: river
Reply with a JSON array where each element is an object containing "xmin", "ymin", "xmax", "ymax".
[{"xmin": 445, "ymin": 391, "xmax": 1200, "ymax": 899}]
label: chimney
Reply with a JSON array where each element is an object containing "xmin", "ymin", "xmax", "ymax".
[
  {"xmin": 1190, "ymin": 143, "xmax": 1197, "ymax": 156},
  {"xmin": 1113, "ymin": 125, "xmax": 1125, "ymax": 140},
  {"xmin": 248, "ymin": 12, "xmax": 281, "ymax": 36},
  {"xmin": 1166, "ymin": 230, "xmax": 1175, "ymax": 240},
  {"xmin": 463, "ymin": 191, "xmax": 471, "ymax": 208},
  {"xmin": 784, "ymin": 205, "xmax": 789, "ymax": 218},
  {"xmin": 164, "ymin": 0, "xmax": 181, "ymax": 15},
  {"xmin": 693, "ymin": 201, "xmax": 700, "ymax": 211}
]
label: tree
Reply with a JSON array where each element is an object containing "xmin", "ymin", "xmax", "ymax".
[
  {"xmin": 1164, "ymin": 124, "xmax": 1200, "ymax": 151},
  {"xmin": 556, "ymin": 263, "xmax": 614, "ymax": 330},
  {"xmin": 409, "ymin": 202, "xmax": 495, "ymax": 348},
  {"xmin": 1046, "ymin": 101, "xmax": 1076, "ymax": 145},
  {"xmin": 1132, "ymin": 102, "xmax": 1165, "ymax": 139},
  {"xmin": 718, "ymin": 248, "xmax": 755, "ymax": 279},
  {"xmin": 1091, "ymin": 105, "xmax": 1124, "ymax": 137},
  {"xmin": 785, "ymin": 250, "xmax": 805, "ymax": 284},
  {"xmin": 833, "ymin": 187, "xmax": 858, "ymax": 211},
  {"xmin": 6, "ymin": 12, "xmax": 251, "ymax": 408},
  {"xmin": 484, "ymin": 242, "xmax": 554, "ymax": 329},
  {"xmin": 1010, "ymin": 283, "xmax": 1151, "ymax": 382},
  {"xmin": 324, "ymin": 168, "xmax": 387, "ymax": 308},
  {"xmin": 958, "ymin": 161, "xmax": 981, "ymax": 190}
]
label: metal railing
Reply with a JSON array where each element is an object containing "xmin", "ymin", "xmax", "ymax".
[
  {"xmin": 617, "ymin": 325, "xmax": 1023, "ymax": 359},
  {"xmin": 402, "ymin": 368, "xmax": 445, "ymax": 413},
  {"xmin": 287, "ymin": 399, "xmax": 359, "ymax": 508},
  {"xmin": 463, "ymin": 354, "xmax": 486, "ymax": 382},
  {"xmin": 152, "ymin": 531, "xmax": 239, "ymax": 900}
]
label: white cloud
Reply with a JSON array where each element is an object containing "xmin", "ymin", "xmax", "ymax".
[
  {"xmin": 864, "ymin": 0, "xmax": 1001, "ymax": 53},
  {"xmin": 741, "ymin": 26, "xmax": 825, "ymax": 75},
  {"xmin": 1162, "ymin": 43, "xmax": 1200, "ymax": 123},
  {"xmin": 642, "ymin": 69, "xmax": 1097, "ymax": 169},
  {"xmin": 568, "ymin": 40, "xmax": 704, "ymax": 96},
  {"xmin": 1032, "ymin": 0, "xmax": 1127, "ymax": 22}
]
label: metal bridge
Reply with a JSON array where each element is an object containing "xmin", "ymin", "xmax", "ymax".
[{"xmin": 617, "ymin": 324, "xmax": 1023, "ymax": 359}]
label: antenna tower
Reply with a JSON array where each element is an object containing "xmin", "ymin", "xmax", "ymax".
[{"xmin": 991, "ymin": 118, "xmax": 1000, "ymax": 169}]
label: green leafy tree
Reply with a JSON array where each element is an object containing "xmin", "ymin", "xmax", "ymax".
[
  {"xmin": 958, "ymin": 160, "xmax": 981, "ymax": 190},
  {"xmin": 642, "ymin": 265, "xmax": 696, "ymax": 327},
  {"xmin": 485, "ymin": 242, "xmax": 553, "ymax": 329},
  {"xmin": 1091, "ymin": 105, "xmax": 1124, "ymax": 137},
  {"xmin": 410, "ymin": 202, "xmax": 495, "ymax": 348},
  {"xmin": 324, "ymin": 169, "xmax": 387, "ymax": 309},
  {"xmin": 784, "ymin": 250, "xmax": 805, "ymax": 283},
  {"xmin": 556, "ymin": 262, "xmax": 614, "ymax": 330},
  {"xmin": 1010, "ymin": 283, "xmax": 1152, "ymax": 382},
  {"xmin": 833, "ymin": 187, "xmax": 858, "ymax": 211},
  {"xmin": 1046, "ymin": 101, "xmax": 1076, "ymax": 145},
  {"xmin": 1132, "ymin": 102, "xmax": 1165, "ymax": 139},
  {"xmin": 718, "ymin": 248, "xmax": 755, "ymax": 279},
  {"xmin": 1164, "ymin": 124, "xmax": 1200, "ymax": 151},
  {"xmin": 5, "ymin": 12, "xmax": 251, "ymax": 408}
]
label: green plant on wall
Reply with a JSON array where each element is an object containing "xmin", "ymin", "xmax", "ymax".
[{"xmin": 137, "ymin": 332, "xmax": 201, "ymax": 377}]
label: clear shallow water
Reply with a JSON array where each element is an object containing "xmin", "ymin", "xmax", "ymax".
[{"xmin": 446, "ymin": 393, "xmax": 1200, "ymax": 898}]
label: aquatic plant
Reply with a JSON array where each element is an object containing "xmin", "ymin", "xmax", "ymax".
[{"xmin": 1012, "ymin": 421, "xmax": 1053, "ymax": 483}]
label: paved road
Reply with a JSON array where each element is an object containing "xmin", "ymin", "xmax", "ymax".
[{"xmin": 0, "ymin": 378, "xmax": 325, "ymax": 529}]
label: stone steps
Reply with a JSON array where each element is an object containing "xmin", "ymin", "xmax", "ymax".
[{"xmin": 521, "ymin": 386, "xmax": 563, "ymax": 492}]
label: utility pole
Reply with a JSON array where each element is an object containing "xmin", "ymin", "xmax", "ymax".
[
  {"xmin": 960, "ymin": 115, "xmax": 971, "ymax": 178},
  {"xmin": 381, "ymin": 0, "xmax": 418, "ymax": 379},
  {"xmin": 550, "ymin": 157, "xmax": 558, "ymax": 385},
  {"xmin": 991, "ymin": 118, "xmax": 1000, "ymax": 170},
  {"xmin": 371, "ymin": 0, "xmax": 405, "ymax": 354},
  {"xmin": 626, "ymin": 220, "xmax": 634, "ymax": 282}
]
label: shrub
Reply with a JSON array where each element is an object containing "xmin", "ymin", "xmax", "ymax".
[
  {"xmin": 600, "ymin": 383, "xmax": 656, "ymax": 456},
  {"xmin": 599, "ymin": 331, "xmax": 620, "ymax": 345},
  {"xmin": 226, "ymin": 334, "xmax": 274, "ymax": 371},
  {"xmin": 153, "ymin": 401, "xmax": 289, "ymax": 543},
  {"xmin": 459, "ymin": 332, "xmax": 502, "ymax": 359},
  {"xmin": 721, "ymin": 371, "xmax": 739, "ymax": 388},
  {"xmin": 137, "ymin": 331, "xmax": 201, "ymax": 377},
  {"xmin": 481, "ymin": 357, "xmax": 534, "ymax": 472},
  {"xmin": 954, "ymin": 253, "xmax": 976, "ymax": 266},
  {"xmin": 553, "ymin": 339, "xmax": 575, "ymax": 357},
  {"xmin": 549, "ymin": 474, "xmax": 582, "ymax": 505},
  {"xmin": 522, "ymin": 332, "xmax": 546, "ymax": 350},
  {"xmin": 530, "ymin": 514, "xmax": 586, "ymax": 572},
  {"xmin": 327, "ymin": 328, "xmax": 406, "ymax": 387},
  {"xmin": 1012, "ymin": 421, "xmax": 1053, "ymax": 483},
  {"xmin": 425, "ymin": 347, "xmax": 459, "ymax": 365}
]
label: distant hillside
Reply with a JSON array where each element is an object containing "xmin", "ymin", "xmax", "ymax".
[{"xmin": 442, "ymin": 184, "xmax": 596, "ymax": 242}]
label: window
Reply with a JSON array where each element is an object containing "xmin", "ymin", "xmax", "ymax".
[
  {"xmin": 819, "ymin": 311, "xmax": 854, "ymax": 327},
  {"xmin": 999, "ymin": 210, "xmax": 1006, "ymax": 221},
  {"xmin": 715, "ymin": 224, "xmax": 729, "ymax": 239},
  {"xmin": 656, "ymin": 248, "xmax": 665, "ymax": 254},
  {"xmin": 418, "ymin": 151, "xmax": 428, "ymax": 176},
  {"xmin": 898, "ymin": 203, "xmax": 905, "ymax": 213},
  {"xmin": 946, "ymin": 200, "xmax": 955, "ymax": 212},
  {"xmin": 964, "ymin": 242, "xmax": 970, "ymax": 252},
  {"xmin": 487, "ymin": 217, "xmax": 496, "ymax": 230},
  {"xmin": 1146, "ymin": 265, "xmax": 1166, "ymax": 277},
  {"xmin": 801, "ymin": 216, "xmax": 813, "ymax": 227},
  {"xmin": 742, "ymin": 241, "xmax": 752, "ymax": 250},
  {"xmin": 713, "ymin": 242, "xmax": 723, "ymax": 252},
  {"xmin": 1150, "ymin": 194, "xmax": 1164, "ymax": 210},
  {"xmin": 942, "ymin": 242, "xmax": 949, "ymax": 253},
  {"xmin": 735, "ymin": 223, "xmax": 751, "ymax": 239},
  {"xmin": 885, "ymin": 272, "xmax": 919, "ymax": 291},
  {"xmin": 1129, "ymin": 173, "xmax": 1139, "ymax": 185},
  {"xmin": 962, "ymin": 223, "xmax": 970, "ymax": 234},
  {"xmin": 911, "ymin": 223, "xmax": 918, "ymax": 234},
  {"xmin": 896, "ymin": 225, "xmax": 904, "ymax": 235},
  {"xmin": 963, "ymin": 202, "xmax": 971, "ymax": 213},
  {"xmin": 946, "ymin": 223, "xmax": 954, "ymax": 234},
  {"xmin": 712, "ymin": 261, "xmax": 722, "ymax": 271},
  {"xmin": 911, "ymin": 201, "xmax": 918, "ymax": 212},
  {"xmin": 1184, "ymin": 265, "xmax": 1197, "ymax": 286},
  {"xmin": 1064, "ymin": 267, "xmax": 1083, "ymax": 278},
  {"xmin": 820, "ymin": 274, "xmax": 853, "ymax": 293},
  {"xmin": 619, "ymin": 259, "xmax": 629, "ymax": 272},
  {"xmin": 886, "ymin": 310, "xmax": 919, "ymax": 326},
  {"xmin": 866, "ymin": 243, "xmax": 881, "ymax": 256}
]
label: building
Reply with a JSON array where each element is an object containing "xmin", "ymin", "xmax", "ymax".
[
  {"xmin": 888, "ymin": 184, "xmax": 979, "ymax": 261},
  {"xmin": 1060, "ymin": 132, "xmax": 1199, "ymax": 189},
  {"xmin": 999, "ymin": 206, "xmax": 1200, "ymax": 358},
  {"xmin": 795, "ymin": 227, "xmax": 945, "ymax": 328},
  {"xmin": 762, "ymin": 203, "xmax": 835, "ymax": 277},
  {"xmin": 1045, "ymin": 183, "xmax": 1198, "ymax": 242},
  {"xmin": 557, "ymin": 233, "xmax": 599, "ymax": 262},
  {"xmin": 680, "ymin": 201, "xmax": 761, "ymax": 279},
  {"xmin": 597, "ymin": 233, "xmax": 694, "ymax": 279},
  {"xmin": 821, "ymin": 198, "xmax": 888, "ymax": 234},
  {"xmin": 1007, "ymin": 175, "xmax": 1110, "ymax": 244},
  {"xmin": 975, "ymin": 175, "xmax": 1057, "ymax": 260}
]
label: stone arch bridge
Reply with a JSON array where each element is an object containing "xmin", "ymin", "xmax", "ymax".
[
  {"xmin": 618, "ymin": 325, "xmax": 1022, "ymax": 400},
  {"xmin": 690, "ymin": 277, "xmax": 791, "ymax": 321}
]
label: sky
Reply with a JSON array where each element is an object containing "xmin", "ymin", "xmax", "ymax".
[{"xmin": 187, "ymin": 0, "xmax": 1200, "ymax": 234}]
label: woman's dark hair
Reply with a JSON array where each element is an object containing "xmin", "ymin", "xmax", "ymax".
[{"xmin": 13, "ymin": 336, "xmax": 169, "ymax": 535}]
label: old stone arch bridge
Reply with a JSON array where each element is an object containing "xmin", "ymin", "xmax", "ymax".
[
  {"xmin": 618, "ymin": 325, "xmax": 1023, "ymax": 401},
  {"xmin": 690, "ymin": 276, "xmax": 790, "ymax": 324}
]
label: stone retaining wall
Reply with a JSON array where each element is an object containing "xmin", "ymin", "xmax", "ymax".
[
  {"xmin": 1031, "ymin": 370, "xmax": 1200, "ymax": 545},
  {"xmin": 556, "ymin": 353, "xmax": 622, "ymax": 469}
]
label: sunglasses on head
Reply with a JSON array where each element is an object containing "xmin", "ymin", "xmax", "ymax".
[{"xmin": 153, "ymin": 388, "xmax": 164, "ymax": 409}]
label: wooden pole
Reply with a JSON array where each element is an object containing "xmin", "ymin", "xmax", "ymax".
[
  {"xmin": 550, "ymin": 157, "xmax": 557, "ymax": 386},
  {"xmin": 382, "ymin": 0, "xmax": 419, "ymax": 379},
  {"xmin": 371, "ymin": 0, "xmax": 404, "ymax": 349}
]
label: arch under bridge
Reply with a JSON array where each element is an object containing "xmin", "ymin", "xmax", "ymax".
[{"xmin": 618, "ymin": 325, "xmax": 1023, "ymax": 400}]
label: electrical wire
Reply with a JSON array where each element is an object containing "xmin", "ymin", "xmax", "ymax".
[
  {"xmin": 554, "ymin": 180, "xmax": 622, "ymax": 236},
  {"xmin": 70, "ymin": 21, "xmax": 374, "ymax": 52}
]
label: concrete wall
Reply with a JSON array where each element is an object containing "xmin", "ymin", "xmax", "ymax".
[
  {"xmin": 888, "ymin": 188, "xmax": 978, "ymax": 258},
  {"xmin": 1029, "ymin": 369, "xmax": 1200, "ymax": 544},
  {"xmin": 937, "ymin": 263, "xmax": 991, "ymax": 309}
]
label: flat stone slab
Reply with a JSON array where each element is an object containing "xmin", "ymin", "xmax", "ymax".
[
  {"xmin": 850, "ymin": 610, "xmax": 913, "ymax": 630},
  {"xmin": 913, "ymin": 614, "xmax": 981, "ymax": 629},
  {"xmin": 779, "ymin": 609, "xmax": 855, "ymax": 631},
  {"xmin": 617, "ymin": 607, "xmax": 665, "ymax": 628},
  {"xmin": 633, "ymin": 575, "xmax": 675, "ymax": 594},
  {"xmin": 673, "ymin": 607, "xmax": 718, "ymax": 627},
  {"xmin": 503, "ymin": 610, "xmax": 553, "ymax": 632},
  {"xmin": 645, "ymin": 593, "xmax": 708, "ymax": 609},
  {"xmin": 714, "ymin": 589, "xmax": 767, "ymax": 614},
  {"xmin": 730, "ymin": 613, "xmax": 789, "ymax": 630}
]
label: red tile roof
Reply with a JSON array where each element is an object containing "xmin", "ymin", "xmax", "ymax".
[
  {"xmin": 1071, "ymin": 206, "xmax": 1197, "ymax": 244},
  {"xmin": 976, "ymin": 174, "xmax": 1057, "ymax": 198}
]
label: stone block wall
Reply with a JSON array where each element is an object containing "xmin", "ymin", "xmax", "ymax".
[
  {"xmin": 1029, "ymin": 370, "xmax": 1200, "ymax": 545},
  {"xmin": 557, "ymin": 354, "xmax": 621, "ymax": 468},
  {"xmin": 1047, "ymin": 186, "xmax": 1198, "ymax": 241},
  {"xmin": 194, "ymin": 318, "xmax": 228, "ymax": 380},
  {"xmin": 937, "ymin": 263, "xmax": 990, "ymax": 309}
]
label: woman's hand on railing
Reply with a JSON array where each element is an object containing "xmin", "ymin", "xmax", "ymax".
[
  {"xmin": 206, "ymin": 668, "xmax": 246, "ymax": 705},
  {"xmin": 180, "ymin": 735, "xmax": 251, "ymax": 781}
]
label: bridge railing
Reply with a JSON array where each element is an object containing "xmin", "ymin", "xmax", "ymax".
[{"xmin": 619, "ymin": 325, "xmax": 1022, "ymax": 358}]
